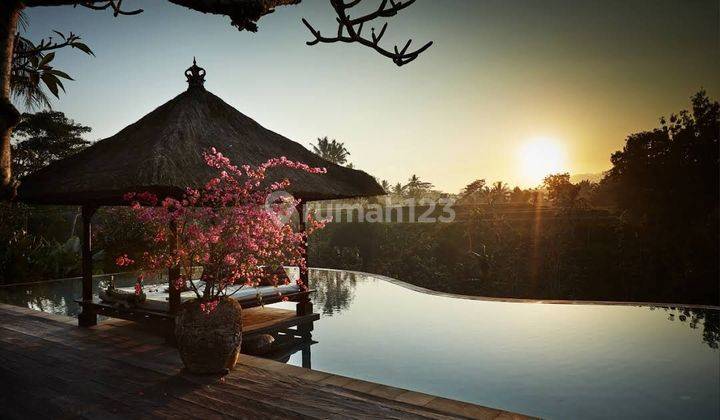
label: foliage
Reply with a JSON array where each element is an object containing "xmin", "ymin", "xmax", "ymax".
[
  {"xmin": 11, "ymin": 111, "xmax": 91, "ymax": 178},
  {"xmin": 606, "ymin": 90, "xmax": 718, "ymax": 224},
  {"xmin": 310, "ymin": 136, "xmax": 351, "ymax": 166},
  {"xmin": 543, "ymin": 173, "xmax": 582, "ymax": 210},
  {"xmin": 11, "ymin": 20, "xmax": 94, "ymax": 110},
  {"xmin": 310, "ymin": 208, "xmax": 717, "ymax": 306},
  {"xmin": 0, "ymin": 203, "xmax": 92, "ymax": 283},
  {"xmin": 118, "ymin": 148, "xmax": 327, "ymax": 309},
  {"xmin": 0, "ymin": 228, "xmax": 88, "ymax": 282},
  {"xmin": 92, "ymin": 206, "xmax": 155, "ymax": 272},
  {"xmin": 458, "ymin": 179, "xmax": 486, "ymax": 204},
  {"xmin": 486, "ymin": 181, "xmax": 510, "ymax": 204},
  {"xmin": 403, "ymin": 174, "xmax": 434, "ymax": 199},
  {"xmin": 600, "ymin": 90, "xmax": 719, "ymax": 300},
  {"xmin": 509, "ymin": 186, "xmax": 533, "ymax": 204}
]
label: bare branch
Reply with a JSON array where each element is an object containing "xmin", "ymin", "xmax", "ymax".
[
  {"xmin": 78, "ymin": 0, "xmax": 143, "ymax": 16},
  {"xmin": 22, "ymin": 1, "xmax": 143, "ymax": 15},
  {"xmin": 13, "ymin": 31, "xmax": 93, "ymax": 57},
  {"xmin": 302, "ymin": 0, "xmax": 432, "ymax": 66}
]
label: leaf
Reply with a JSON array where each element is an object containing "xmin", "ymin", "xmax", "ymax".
[
  {"xmin": 48, "ymin": 69, "xmax": 74, "ymax": 81},
  {"xmin": 38, "ymin": 52, "xmax": 55, "ymax": 67},
  {"xmin": 71, "ymin": 42, "xmax": 94, "ymax": 56},
  {"xmin": 52, "ymin": 30, "xmax": 66, "ymax": 40},
  {"xmin": 55, "ymin": 77, "xmax": 66, "ymax": 93},
  {"xmin": 40, "ymin": 73, "xmax": 60, "ymax": 98},
  {"xmin": 30, "ymin": 72, "xmax": 40, "ymax": 86}
]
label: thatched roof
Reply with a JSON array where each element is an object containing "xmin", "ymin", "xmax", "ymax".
[{"xmin": 18, "ymin": 62, "xmax": 383, "ymax": 206}]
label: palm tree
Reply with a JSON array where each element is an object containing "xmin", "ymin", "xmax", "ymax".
[
  {"xmin": 392, "ymin": 182, "xmax": 405, "ymax": 196},
  {"xmin": 458, "ymin": 179, "xmax": 486, "ymax": 205},
  {"xmin": 486, "ymin": 181, "xmax": 510, "ymax": 204},
  {"xmin": 404, "ymin": 174, "xmax": 434, "ymax": 199},
  {"xmin": 310, "ymin": 136, "xmax": 350, "ymax": 166},
  {"xmin": 379, "ymin": 179, "xmax": 391, "ymax": 194}
]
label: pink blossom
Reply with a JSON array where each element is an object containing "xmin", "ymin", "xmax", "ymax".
[
  {"xmin": 115, "ymin": 254, "xmax": 135, "ymax": 267},
  {"xmin": 120, "ymin": 148, "xmax": 326, "ymax": 305}
]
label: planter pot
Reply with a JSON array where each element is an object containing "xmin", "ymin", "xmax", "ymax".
[{"xmin": 175, "ymin": 297, "xmax": 243, "ymax": 374}]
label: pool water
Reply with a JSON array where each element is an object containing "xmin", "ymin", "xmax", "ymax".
[
  {"xmin": 286, "ymin": 269, "xmax": 719, "ymax": 419},
  {"xmin": 1, "ymin": 269, "xmax": 718, "ymax": 419}
]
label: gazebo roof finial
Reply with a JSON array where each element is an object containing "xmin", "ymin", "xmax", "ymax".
[{"xmin": 185, "ymin": 57, "xmax": 206, "ymax": 89}]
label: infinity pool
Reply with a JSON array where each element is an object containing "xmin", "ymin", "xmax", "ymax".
[
  {"xmin": 285, "ymin": 269, "xmax": 719, "ymax": 419},
  {"xmin": 1, "ymin": 269, "xmax": 718, "ymax": 419}
]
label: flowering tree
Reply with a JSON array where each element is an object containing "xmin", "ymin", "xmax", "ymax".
[{"xmin": 115, "ymin": 148, "xmax": 327, "ymax": 312}]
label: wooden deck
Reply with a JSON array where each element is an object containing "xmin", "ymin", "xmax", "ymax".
[{"xmin": 0, "ymin": 304, "xmax": 529, "ymax": 419}]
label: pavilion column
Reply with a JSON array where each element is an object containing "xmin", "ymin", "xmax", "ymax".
[
  {"xmin": 295, "ymin": 202, "xmax": 310, "ymax": 291},
  {"xmin": 168, "ymin": 220, "xmax": 181, "ymax": 315},
  {"xmin": 295, "ymin": 202, "xmax": 313, "ymax": 338},
  {"xmin": 78, "ymin": 205, "xmax": 98, "ymax": 327}
]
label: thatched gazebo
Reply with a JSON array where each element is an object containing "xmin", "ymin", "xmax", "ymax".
[{"xmin": 18, "ymin": 60, "xmax": 383, "ymax": 328}]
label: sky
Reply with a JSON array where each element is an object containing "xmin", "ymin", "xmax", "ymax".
[{"xmin": 23, "ymin": 0, "xmax": 719, "ymax": 191}]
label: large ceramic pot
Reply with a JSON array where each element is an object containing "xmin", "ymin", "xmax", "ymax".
[{"xmin": 175, "ymin": 297, "xmax": 243, "ymax": 374}]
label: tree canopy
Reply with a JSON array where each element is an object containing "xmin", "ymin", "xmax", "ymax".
[
  {"xmin": 606, "ymin": 90, "xmax": 719, "ymax": 224},
  {"xmin": 11, "ymin": 110, "xmax": 90, "ymax": 178}
]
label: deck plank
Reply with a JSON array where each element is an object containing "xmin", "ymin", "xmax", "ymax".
[{"xmin": 0, "ymin": 304, "xmax": 530, "ymax": 419}]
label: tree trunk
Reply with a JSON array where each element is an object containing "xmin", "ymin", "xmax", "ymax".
[{"xmin": 0, "ymin": 1, "xmax": 21, "ymax": 200}]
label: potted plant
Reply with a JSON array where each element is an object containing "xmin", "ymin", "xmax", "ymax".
[{"xmin": 117, "ymin": 148, "xmax": 326, "ymax": 373}]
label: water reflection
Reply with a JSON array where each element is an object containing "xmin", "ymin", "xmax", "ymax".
[
  {"xmin": 308, "ymin": 269, "xmax": 720, "ymax": 351},
  {"xmin": 309, "ymin": 269, "xmax": 358, "ymax": 315},
  {"xmin": 0, "ymin": 271, "xmax": 166, "ymax": 318},
  {"xmin": 651, "ymin": 306, "xmax": 719, "ymax": 349}
]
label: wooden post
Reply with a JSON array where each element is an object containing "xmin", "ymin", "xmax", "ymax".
[
  {"xmin": 295, "ymin": 202, "xmax": 310, "ymax": 292},
  {"xmin": 168, "ymin": 220, "xmax": 181, "ymax": 314},
  {"xmin": 295, "ymin": 202, "xmax": 313, "ymax": 338},
  {"xmin": 301, "ymin": 341, "xmax": 312, "ymax": 369},
  {"xmin": 78, "ymin": 205, "xmax": 98, "ymax": 327}
]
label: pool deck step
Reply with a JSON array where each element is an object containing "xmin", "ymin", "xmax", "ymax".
[{"xmin": 0, "ymin": 303, "xmax": 531, "ymax": 419}]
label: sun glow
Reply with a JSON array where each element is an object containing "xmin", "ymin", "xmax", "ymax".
[{"xmin": 518, "ymin": 137, "xmax": 568, "ymax": 186}]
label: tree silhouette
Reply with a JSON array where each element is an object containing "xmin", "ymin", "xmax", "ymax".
[
  {"xmin": 458, "ymin": 179, "xmax": 485, "ymax": 205},
  {"xmin": 11, "ymin": 110, "xmax": 90, "ymax": 178},
  {"xmin": 0, "ymin": 0, "xmax": 432, "ymax": 200},
  {"xmin": 509, "ymin": 186, "xmax": 531, "ymax": 204},
  {"xmin": 600, "ymin": 90, "xmax": 718, "ymax": 301},
  {"xmin": 403, "ymin": 174, "xmax": 433, "ymax": 199},
  {"xmin": 606, "ymin": 90, "xmax": 718, "ymax": 224},
  {"xmin": 310, "ymin": 136, "xmax": 351, "ymax": 166},
  {"xmin": 486, "ymin": 181, "xmax": 509, "ymax": 204},
  {"xmin": 543, "ymin": 173, "xmax": 581, "ymax": 210}
]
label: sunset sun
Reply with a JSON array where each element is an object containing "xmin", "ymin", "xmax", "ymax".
[{"xmin": 518, "ymin": 137, "xmax": 568, "ymax": 186}]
